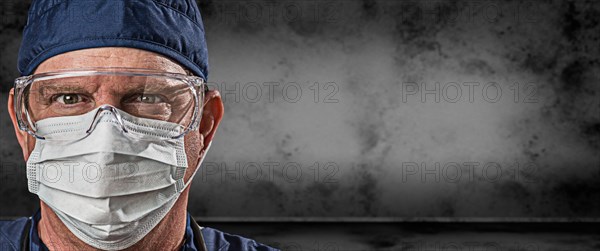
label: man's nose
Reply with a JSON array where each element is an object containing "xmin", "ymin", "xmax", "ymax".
[
  {"xmin": 94, "ymin": 86, "xmax": 123, "ymax": 110},
  {"xmin": 86, "ymin": 104, "xmax": 129, "ymax": 134}
]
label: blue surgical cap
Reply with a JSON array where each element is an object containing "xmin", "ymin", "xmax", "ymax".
[{"xmin": 17, "ymin": 0, "xmax": 209, "ymax": 80}]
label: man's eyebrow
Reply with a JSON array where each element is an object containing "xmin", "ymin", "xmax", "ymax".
[
  {"xmin": 35, "ymin": 81, "xmax": 92, "ymax": 93},
  {"xmin": 112, "ymin": 82, "xmax": 187, "ymax": 94}
]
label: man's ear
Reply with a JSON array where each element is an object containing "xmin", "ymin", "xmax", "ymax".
[
  {"xmin": 7, "ymin": 88, "xmax": 34, "ymax": 160},
  {"xmin": 199, "ymin": 90, "xmax": 224, "ymax": 149}
]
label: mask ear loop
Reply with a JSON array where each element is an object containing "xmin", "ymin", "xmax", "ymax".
[
  {"xmin": 179, "ymin": 141, "xmax": 212, "ymax": 192},
  {"xmin": 179, "ymin": 83, "xmax": 212, "ymax": 191},
  {"xmin": 24, "ymin": 131, "xmax": 30, "ymax": 154}
]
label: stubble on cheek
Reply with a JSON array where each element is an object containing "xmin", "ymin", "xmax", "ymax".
[{"xmin": 183, "ymin": 130, "xmax": 204, "ymax": 183}]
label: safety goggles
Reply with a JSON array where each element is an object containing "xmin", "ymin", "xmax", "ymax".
[{"xmin": 14, "ymin": 67, "xmax": 208, "ymax": 140}]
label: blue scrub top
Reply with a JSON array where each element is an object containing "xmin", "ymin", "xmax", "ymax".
[{"xmin": 0, "ymin": 211, "xmax": 279, "ymax": 251}]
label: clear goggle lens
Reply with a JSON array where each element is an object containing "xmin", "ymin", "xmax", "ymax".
[{"xmin": 14, "ymin": 69, "xmax": 206, "ymax": 140}]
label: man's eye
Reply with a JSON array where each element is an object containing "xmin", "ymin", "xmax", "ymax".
[
  {"xmin": 137, "ymin": 94, "xmax": 164, "ymax": 104},
  {"xmin": 55, "ymin": 94, "xmax": 84, "ymax": 105}
]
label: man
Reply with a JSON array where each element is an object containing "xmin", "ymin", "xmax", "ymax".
[{"xmin": 0, "ymin": 0, "xmax": 278, "ymax": 250}]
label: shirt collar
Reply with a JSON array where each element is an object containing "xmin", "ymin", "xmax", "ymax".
[
  {"xmin": 29, "ymin": 210, "xmax": 47, "ymax": 251},
  {"xmin": 181, "ymin": 212, "xmax": 200, "ymax": 251},
  {"xmin": 29, "ymin": 210, "xmax": 200, "ymax": 251}
]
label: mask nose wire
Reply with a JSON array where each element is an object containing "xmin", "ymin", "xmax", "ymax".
[{"xmin": 85, "ymin": 105, "xmax": 129, "ymax": 135}]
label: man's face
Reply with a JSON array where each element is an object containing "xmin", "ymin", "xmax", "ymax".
[{"xmin": 11, "ymin": 47, "xmax": 218, "ymax": 183}]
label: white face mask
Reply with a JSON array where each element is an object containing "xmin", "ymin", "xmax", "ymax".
[{"xmin": 26, "ymin": 107, "xmax": 210, "ymax": 250}]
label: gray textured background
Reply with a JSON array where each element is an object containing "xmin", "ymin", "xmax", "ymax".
[{"xmin": 1, "ymin": 0, "xmax": 599, "ymax": 219}]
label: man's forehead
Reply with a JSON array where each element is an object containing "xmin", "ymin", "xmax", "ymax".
[{"xmin": 34, "ymin": 47, "xmax": 187, "ymax": 75}]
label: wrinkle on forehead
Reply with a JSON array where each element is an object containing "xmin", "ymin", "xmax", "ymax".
[{"xmin": 34, "ymin": 47, "xmax": 187, "ymax": 74}]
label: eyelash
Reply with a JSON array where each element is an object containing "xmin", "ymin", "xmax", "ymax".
[
  {"xmin": 49, "ymin": 93, "xmax": 167, "ymax": 105},
  {"xmin": 52, "ymin": 93, "xmax": 88, "ymax": 105}
]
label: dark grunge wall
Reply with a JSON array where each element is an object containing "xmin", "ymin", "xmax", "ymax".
[{"xmin": 0, "ymin": 0, "xmax": 599, "ymax": 219}]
